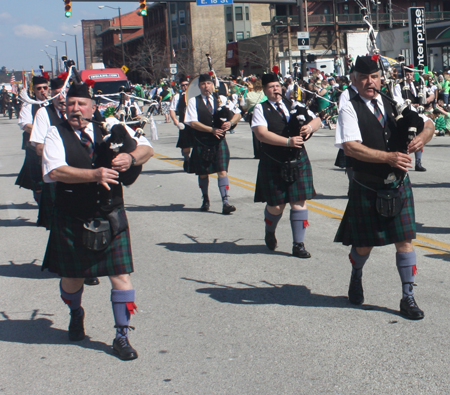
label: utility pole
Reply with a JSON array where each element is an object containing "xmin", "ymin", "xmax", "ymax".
[
  {"xmin": 297, "ymin": 0, "xmax": 306, "ymax": 77},
  {"xmin": 287, "ymin": 16, "xmax": 293, "ymax": 74}
]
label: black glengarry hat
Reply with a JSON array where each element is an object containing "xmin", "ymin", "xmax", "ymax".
[
  {"xmin": 67, "ymin": 81, "xmax": 94, "ymax": 99},
  {"xmin": 32, "ymin": 75, "xmax": 49, "ymax": 86},
  {"xmin": 354, "ymin": 55, "xmax": 380, "ymax": 74},
  {"xmin": 261, "ymin": 73, "xmax": 279, "ymax": 86},
  {"xmin": 199, "ymin": 73, "xmax": 213, "ymax": 83}
]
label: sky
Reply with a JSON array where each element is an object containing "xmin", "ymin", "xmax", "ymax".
[{"xmin": 0, "ymin": 0, "xmax": 139, "ymax": 72}]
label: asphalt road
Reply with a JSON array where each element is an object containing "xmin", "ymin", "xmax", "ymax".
[{"xmin": 1, "ymin": 114, "xmax": 450, "ymax": 394}]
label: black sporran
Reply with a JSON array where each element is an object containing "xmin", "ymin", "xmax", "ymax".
[
  {"xmin": 376, "ymin": 189, "xmax": 403, "ymax": 218},
  {"xmin": 280, "ymin": 160, "xmax": 300, "ymax": 183},
  {"xmin": 82, "ymin": 219, "xmax": 112, "ymax": 252},
  {"xmin": 201, "ymin": 145, "xmax": 217, "ymax": 162}
]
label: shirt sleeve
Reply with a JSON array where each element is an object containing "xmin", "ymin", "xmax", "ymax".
[
  {"xmin": 184, "ymin": 97, "xmax": 198, "ymax": 125},
  {"xmin": 18, "ymin": 103, "xmax": 32, "ymax": 130},
  {"xmin": 169, "ymin": 93, "xmax": 180, "ymax": 111},
  {"xmin": 29, "ymin": 107, "xmax": 50, "ymax": 146},
  {"xmin": 335, "ymin": 101, "xmax": 362, "ymax": 148},
  {"xmin": 42, "ymin": 126, "xmax": 67, "ymax": 183},
  {"xmin": 251, "ymin": 103, "xmax": 267, "ymax": 128}
]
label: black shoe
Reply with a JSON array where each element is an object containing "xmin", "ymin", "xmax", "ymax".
[
  {"xmin": 84, "ymin": 277, "xmax": 99, "ymax": 286},
  {"xmin": 348, "ymin": 276, "xmax": 364, "ymax": 305},
  {"xmin": 222, "ymin": 203, "xmax": 236, "ymax": 215},
  {"xmin": 113, "ymin": 336, "xmax": 138, "ymax": 361},
  {"xmin": 183, "ymin": 160, "xmax": 189, "ymax": 172},
  {"xmin": 415, "ymin": 163, "xmax": 427, "ymax": 172},
  {"xmin": 200, "ymin": 198, "xmax": 210, "ymax": 211},
  {"xmin": 68, "ymin": 307, "xmax": 85, "ymax": 341},
  {"xmin": 400, "ymin": 296, "xmax": 424, "ymax": 320},
  {"xmin": 292, "ymin": 242, "xmax": 311, "ymax": 258},
  {"xmin": 265, "ymin": 231, "xmax": 277, "ymax": 251}
]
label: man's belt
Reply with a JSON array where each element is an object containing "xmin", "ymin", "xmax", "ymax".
[{"xmin": 353, "ymin": 171, "xmax": 404, "ymax": 186}]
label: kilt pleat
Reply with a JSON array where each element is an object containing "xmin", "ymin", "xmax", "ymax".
[
  {"xmin": 334, "ymin": 175, "xmax": 416, "ymax": 247},
  {"xmin": 42, "ymin": 206, "xmax": 133, "ymax": 278},
  {"xmin": 254, "ymin": 150, "xmax": 316, "ymax": 205},
  {"xmin": 37, "ymin": 182, "xmax": 56, "ymax": 230},
  {"xmin": 188, "ymin": 138, "xmax": 229, "ymax": 175},
  {"xmin": 15, "ymin": 147, "xmax": 43, "ymax": 191},
  {"xmin": 176, "ymin": 126, "xmax": 194, "ymax": 149}
]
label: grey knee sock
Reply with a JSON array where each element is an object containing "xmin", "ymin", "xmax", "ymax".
[
  {"xmin": 290, "ymin": 209, "xmax": 308, "ymax": 243},
  {"xmin": 396, "ymin": 251, "xmax": 417, "ymax": 298},
  {"xmin": 199, "ymin": 177, "xmax": 209, "ymax": 198},
  {"xmin": 264, "ymin": 206, "xmax": 282, "ymax": 233},
  {"xmin": 218, "ymin": 176, "xmax": 230, "ymax": 204},
  {"xmin": 415, "ymin": 150, "xmax": 423, "ymax": 163},
  {"xmin": 111, "ymin": 289, "xmax": 136, "ymax": 339},
  {"xmin": 349, "ymin": 247, "xmax": 370, "ymax": 280},
  {"xmin": 60, "ymin": 282, "xmax": 83, "ymax": 312}
]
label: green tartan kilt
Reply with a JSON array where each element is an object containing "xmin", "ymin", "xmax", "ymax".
[
  {"xmin": 254, "ymin": 149, "xmax": 316, "ymax": 205},
  {"xmin": 334, "ymin": 175, "xmax": 416, "ymax": 247},
  {"xmin": 188, "ymin": 137, "xmax": 229, "ymax": 175},
  {"xmin": 42, "ymin": 206, "xmax": 133, "ymax": 278},
  {"xmin": 176, "ymin": 126, "xmax": 194, "ymax": 149},
  {"xmin": 37, "ymin": 182, "xmax": 56, "ymax": 230},
  {"xmin": 15, "ymin": 147, "xmax": 43, "ymax": 191}
]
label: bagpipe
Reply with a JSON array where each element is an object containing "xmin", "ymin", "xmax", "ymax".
[{"xmin": 355, "ymin": 0, "xmax": 424, "ymax": 153}]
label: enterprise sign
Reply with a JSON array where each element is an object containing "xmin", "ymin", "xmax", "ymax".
[{"xmin": 408, "ymin": 7, "xmax": 428, "ymax": 68}]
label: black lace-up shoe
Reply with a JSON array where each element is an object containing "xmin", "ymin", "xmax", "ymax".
[
  {"xmin": 415, "ymin": 162, "xmax": 427, "ymax": 172},
  {"xmin": 200, "ymin": 198, "xmax": 210, "ymax": 211},
  {"xmin": 68, "ymin": 307, "xmax": 85, "ymax": 341},
  {"xmin": 292, "ymin": 242, "xmax": 311, "ymax": 258},
  {"xmin": 400, "ymin": 296, "xmax": 424, "ymax": 320},
  {"xmin": 113, "ymin": 336, "xmax": 138, "ymax": 360},
  {"xmin": 222, "ymin": 203, "xmax": 236, "ymax": 215},
  {"xmin": 348, "ymin": 276, "xmax": 364, "ymax": 305},
  {"xmin": 84, "ymin": 277, "xmax": 99, "ymax": 286},
  {"xmin": 265, "ymin": 231, "xmax": 277, "ymax": 251}
]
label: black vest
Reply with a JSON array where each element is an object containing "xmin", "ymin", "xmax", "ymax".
[
  {"xmin": 260, "ymin": 98, "xmax": 307, "ymax": 161},
  {"xmin": 177, "ymin": 92, "xmax": 187, "ymax": 123},
  {"xmin": 194, "ymin": 95, "xmax": 220, "ymax": 143},
  {"xmin": 54, "ymin": 121, "xmax": 124, "ymax": 219},
  {"xmin": 45, "ymin": 103, "xmax": 64, "ymax": 126},
  {"xmin": 350, "ymin": 94, "xmax": 401, "ymax": 178},
  {"xmin": 31, "ymin": 103, "xmax": 41, "ymax": 119}
]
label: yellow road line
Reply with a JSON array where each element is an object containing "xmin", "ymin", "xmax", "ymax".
[{"xmin": 154, "ymin": 151, "xmax": 450, "ymax": 254}]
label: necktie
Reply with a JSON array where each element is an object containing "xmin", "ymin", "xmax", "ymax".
[
  {"xmin": 79, "ymin": 129, "xmax": 94, "ymax": 160},
  {"xmin": 371, "ymin": 99, "xmax": 385, "ymax": 128},
  {"xmin": 205, "ymin": 97, "xmax": 213, "ymax": 114},
  {"xmin": 275, "ymin": 102, "xmax": 286, "ymax": 120}
]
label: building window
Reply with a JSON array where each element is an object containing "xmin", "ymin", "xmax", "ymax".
[
  {"xmin": 172, "ymin": 27, "xmax": 177, "ymax": 38},
  {"xmin": 323, "ymin": 6, "xmax": 330, "ymax": 14},
  {"xmin": 424, "ymin": 2, "xmax": 430, "ymax": 11},
  {"xmin": 226, "ymin": 6, "xmax": 232, "ymax": 22},
  {"xmin": 180, "ymin": 35, "xmax": 187, "ymax": 49},
  {"xmin": 179, "ymin": 10, "xmax": 185, "ymax": 25},
  {"xmin": 235, "ymin": 7, "xmax": 243, "ymax": 21},
  {"xmin": 227, "ymin": 32, "xmax": 234, "ymax": 42},
  {"xmin": 342, "ymin": 4, "xmax": 349, "ymax": 14},
  {"xmin": 170, "ymin": 3, "xmax": 176, "ymax": 14},
  {"xmin": 94, "ymin": 24, "xmax": 102, "ymax": 35},
  {"xmin": 245, "ymin": 6, "xmax": 249, "ymax": 20},
  {"xmin": 246, "ymin": 31, "xmax": 250, "ymax": 38},
  {"xmin": 410, "ymin": 1, "xmax": 417, "ymax": 6},
  {"xmin": 236, "ymin": 31, "xmax": 244, "ymax": 41}
]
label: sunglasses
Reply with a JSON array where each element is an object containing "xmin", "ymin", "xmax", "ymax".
[
  {"xmin": 181, "ymin": 84, "xmax": 189, "ymax": 87},
  {"xmin": 36, "ymin": 86, "xmax": 49, "ymax": 91}
]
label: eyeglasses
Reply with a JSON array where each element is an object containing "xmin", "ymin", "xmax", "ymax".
[
  {"xmin": 181, "ymin": 84, "xmax": 189, "ymax": 87},
  {"xmin": 36, "ymin": 86, "xmax": 49, "ymax": 91}
]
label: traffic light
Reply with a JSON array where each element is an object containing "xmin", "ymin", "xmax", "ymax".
[
  {"xmin": 138, "ymin": 0, "xmax": 147, "ymax": 16},
  {"xmin": 64, "ymin": 0, "xmax": 72, "ymax": 18}
]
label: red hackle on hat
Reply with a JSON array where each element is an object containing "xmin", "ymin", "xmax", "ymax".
[
  {"xmin": 42, "ymin": 72, "xmax": 50, "ymax": 81},
  {"xmin": 58, "ymin": 72, "xmax": 68, "ymax": 81},
  {"xmin": 272, "ymin": 66, "xmax": 279, "ymax": 75},
  {"xmin": 85, "ymin": 79, "xmax": 95, "ymax": 88},
  {"xmin": 371, "ymin": 54, "xmax": 380, "ymax": 62},
  {"xmin": 208, "ymin": 71, "xmax": 214, "ymax": 76}
]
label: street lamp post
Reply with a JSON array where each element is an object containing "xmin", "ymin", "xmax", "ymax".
[
  {"xmin": 41, "ymin": 50, "xmax": 54, "ymax": 78},
  {"xmin": 98, "ymin": 5, "xmax": 125, "ymax": 67},
  {"xmin": 46, "ymin": 44, "xmax": 59, "ymax": 74},
  {"xmin": 54, "ymin": 39, "xmax": 68, "ymax": 59},
  {"xmin": 62, "ymin": 33, "xmax": 79, "ymax": 69}
]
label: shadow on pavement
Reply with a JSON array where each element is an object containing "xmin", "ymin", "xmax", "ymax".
[
  {"xmin": 183, "ymin": 278, "xmax": 400, "ymax": 317},
  {"xmin": 0, "ymin": 202, "xmax": 36, "ymax": 210},
  {"xmin": 0, "ymin": 173, "xmax": 19, "ymax": 178},
  {"xmin": 0, "ymin": 311, "xmax": 112, "ymax": 355},
  {"xmin": 416, "ymin": 222, "xmax": 450, "ymax": 235},
  {"xmin": 159, "ymin": 235, "xmax": 291, "ymax": 256},
  {"xmin": 126, "ymin": 203, "xmax": 203, "ymax": 213},
  {"xmin": 0, "ymin": 260, "xmax": 58, "ymax": 280},
  {"xmin": 0, "ymin": 217, "xmax": 36, "ymax": 227},
  {"xmin": 141, "ymin": 169, "xmax": 183, "ymax": 175}
]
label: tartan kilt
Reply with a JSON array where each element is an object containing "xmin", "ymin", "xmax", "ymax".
[
  {"xmin": 37, "ymin": 182, "xmax": 56, "ymax": 230},
  {"xmin": 188, "ymin": 137, "xmax": 229, "ymax": 175},
  {"xmin": 254, "ymin": 149, "xmax": 316, "ymax": 205},
  {"xmin": 176, "ymin": 126, "xmax": 194, "ymax": 149},
  {"xmin": 15, "ymin": 147, "xmax": 43, "ymax": 191},
  {"xmin": 42, "ymin": 206, "xmax": 133, "ymax": 278},
  {"xmin": 334, "ymin": 175, "xmax": 416, "ymax": 247}
]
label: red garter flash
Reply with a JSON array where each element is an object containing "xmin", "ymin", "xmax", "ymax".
[
  {"xmin": 412, "ymin": 265, "xmax": 417, "ymax": 276},
  {"xmin": 264, "ymin": 218, "xmax": 273, "ymax": 226},
  {"xmin": 303, "ymin": 220, "xmax": 309, "ymax": 228},
  {"xmin": 349, "ymin": 253, "xmax": 356, "ymax": 267},
  {"xmin": 226, "ymin": 185, "xmax": 229, "ymax": 190},
  {"xmin": 60, "ymin": 296, "xmax": 71, "ymax": 305},
  {"xmin": 126, "ymin": 302, "xmax": 137, "ymax": 315}
]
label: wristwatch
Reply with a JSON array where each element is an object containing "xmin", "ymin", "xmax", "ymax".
[
  {"xmin": 129, "ymin": 153, "xmax": 136, "ymax": 167},
  {"xmin": 230, "ymin": 121, "xmax": 236, "ymax": 128}
]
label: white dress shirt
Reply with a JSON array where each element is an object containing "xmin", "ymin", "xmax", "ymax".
[
  {"xmin": 251, "ymin": 100, "xmax": 315, "ymax": 129},
  {"xmin": 184, "ymin": 94, "xmax": 240, "ymax": 125},
  {"xmin": 29, "ymin": 106, "xmax": 64, "ymax": 146}
]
